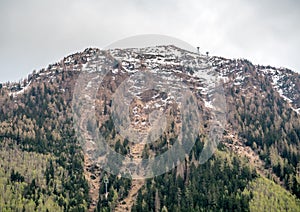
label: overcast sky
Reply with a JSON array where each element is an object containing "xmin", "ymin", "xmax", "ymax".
[{"xmin": 1, "ymin": 0, "xmax": 299, "ymax": 83}]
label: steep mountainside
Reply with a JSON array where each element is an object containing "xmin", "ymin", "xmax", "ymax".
[{"xmin": 0, "ymin": 45, "xmax": 299, "ymax": 211}]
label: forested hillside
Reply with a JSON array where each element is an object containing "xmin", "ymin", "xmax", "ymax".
[
  {"xmin": 0, "ymin": 45, "xmax": 300, "ymax": 211},
  {"xmin": 0, "ymin": 70, "xmax": 89, "ymax": 211}
]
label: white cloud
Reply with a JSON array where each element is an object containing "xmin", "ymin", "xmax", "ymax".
[{"xmin": 0, "ymin": 0, "xmax": 299, "ymax": 82}]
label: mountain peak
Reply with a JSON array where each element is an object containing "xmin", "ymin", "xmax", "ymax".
[{"xmin": 2, "ymin": 45, "xmax": 300, "ymax": 114}]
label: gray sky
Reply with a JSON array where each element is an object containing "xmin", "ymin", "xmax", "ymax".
[{"xmin": 1, "ymin": 0, "xmax": 299, "ymax": 83}]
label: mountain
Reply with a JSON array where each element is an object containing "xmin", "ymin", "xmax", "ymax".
[{"xmin": 0, "ymin": 45, "xmax": 300, "ymax": 211}]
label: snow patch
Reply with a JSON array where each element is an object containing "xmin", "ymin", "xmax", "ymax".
[{"xmin": 204, "ymin": 100, "xmax": 215, "ymax": 109}]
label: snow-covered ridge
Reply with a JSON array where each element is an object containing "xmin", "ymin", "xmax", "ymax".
[
  {"xmin": 107, "ymin": 45, "xmax": 229, "ymax": 102},
  {"xmin": 257, "ymin": 66, "xmax": 300, "ymax": 113},
  {"xmin": 4, "ymin": 45, "xmax": 300, "ymax": 115}
]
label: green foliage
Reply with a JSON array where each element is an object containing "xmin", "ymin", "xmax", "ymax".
[
  {"xmin": 0, "ymin": 75, "xmax": 89, "ymax": 210},
  {"xmin": 132, "ymin": 150, "xmax": 257, "ymax": 212},
  {"xmin": 243, "ymin": 177, "xmax": 300, "ymax": 211},
  {"xmin": 10, "ymin": 170, "xmax": 25, "ymax": 183},
  {"xmin": 97, "ymin": 173, "xmax": 132, "ymax": 211},
  {"xmin": 227, "ymin": 68, "xmax": 300, "ymax": 198},
  {"xmin": 0, "ymin": 146, "xmax": 63, "ymax": 211}
]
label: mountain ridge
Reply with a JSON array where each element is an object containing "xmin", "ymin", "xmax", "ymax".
[
  {"xmin": 3, "ymin": 45, "xmax": 299, "ymax": 114},
  {"xmin": 0, "ymin": 45, "xmax": 300, "ymax": 211}
]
